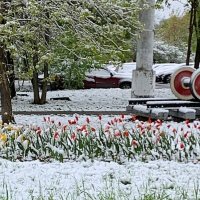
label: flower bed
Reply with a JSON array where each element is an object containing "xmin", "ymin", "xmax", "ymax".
[{"xmin": 0, "ymin": 115, "xmax": 200, "ymax": 163}]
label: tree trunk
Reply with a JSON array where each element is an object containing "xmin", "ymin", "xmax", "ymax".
[
  {"xmin": 6, "ymin": 51, "xmax": 16, "ymax": 98},
  {"xmin": 0, "ymin": 47, "xmax": 14, "ymax": 124},
  {"xmin": 32, "ymin": 9, "xmax": 49, "ymax": 105},
  {"xmin": 194, "ymin": 38, "xmax": 200, "ymax": 69},
  {"xmin": 186, "ymin": 1, "xmax": 195, "ymax": 65},
  {"xmin": 32, "ymin": 49, "xmax": 41, "ymax": 104},
  {"xmin": 0, "ymin": 0, "xmax": 14, "ymax": 124},
  {"xmin": 194, "ymin": 1, "xmax": 200, "ymax": 69},
  {"xmin": 40, "ymin": 15, "xmax": 49, "ymax": 104},
  {"xmin": 40, "ymin": 62, "xmax": 48, "ymax": 104},
  {"xmin": 32, "ymin": 48, "xmax": 49, "ymax": 104},
  {"xmin": 22, "ymin": 51, "xmax": 29, "ymax": 73}
]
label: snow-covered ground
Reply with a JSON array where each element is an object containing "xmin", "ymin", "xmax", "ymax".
[
  {"xmin": 1, "ymin": 83, "xmax": 200, "ymax": 199},
  {"xmin": 1, "ymin": 158, "xmax": 200, "ymax": 199},
  {"xmin": 13, "ymin": 81, "xmax": 175, "ymax": 112}
]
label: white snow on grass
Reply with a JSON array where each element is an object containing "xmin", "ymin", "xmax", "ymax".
[
  {"xmin": 13, "ymin": 81, "xmax": 175, "ymax": 112},
  {"xmin": 0, "ymin": 159, "xmax": 200, "ymax": 199},
  {"xmin": 1, "ymin": 83, "xmax": 199, "ymax": 199}
]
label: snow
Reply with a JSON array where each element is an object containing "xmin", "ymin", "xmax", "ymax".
[
  {"xmin": 151, "ymin": 108, "xmax": 169, "ymax": 114},
  {"xmin": 179, "ymin": 107, "xmax": 196, "ymax": 113},
  {"xmin": 1, "ymin": 82, "xmax": 200, "ymax": 199},
  {"xmin": 13, "ymin": 81, "xmax": 175, "ymax": 112},
  {"xmin": 0, "ymin": 159, "xmax": 200, "ymax": 199},
  {"xmin": 133, "ymin": 105, "xmax": 149, "ymax": 113},
  {"xmin": 154, "ymin": 63, "xmax": 186, "ymax": 76},
  {"xmin": 107, "ymin": 62, "xmax": 189, "ymax": 79}
]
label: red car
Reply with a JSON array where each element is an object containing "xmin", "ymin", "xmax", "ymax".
[{"xmin": 83, "ymin": 68, "xmax": 132, "ymax": 89}]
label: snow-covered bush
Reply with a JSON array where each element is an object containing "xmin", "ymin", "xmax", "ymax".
[{"xmin": 153, "ymin": 40, "xmax": 190, "ymax": 63}]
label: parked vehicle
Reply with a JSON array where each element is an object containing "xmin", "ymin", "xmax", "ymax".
[
  {"xmin": 38, "ymin": 62, "xmax": 192, "ymax": 90},
  {"xmin": 38, "ymin": 67, "xmax": 132, "ymax": 90},
  {"xmin": 153, "ymin": 63, "xmax": 189, "ymax": 83},
  {"xmin": 113, "ymin": 62, "xmax": 136, "ymax": 74},
  {"xmin": 84, "ymin": 68, "xmax": 132, "ymax": 89},
  {"xmin": 110, "ymin": 62, "xmax": 179, "ymax": 83}
]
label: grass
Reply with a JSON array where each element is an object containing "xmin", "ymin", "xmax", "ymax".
[
  {"xmin": 0, "ymin": 177, "xmax": 199, "ymax": 200},
  {"xmin": 0, "ymin": 117, "xmax": 200, "ymax": 199}
]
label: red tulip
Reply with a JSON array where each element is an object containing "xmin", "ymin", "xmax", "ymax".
[
  {"xmin": 114, "ymin": 130, "xmax": 121, "ymax": 137},
  {"xmin": 54, "ymin": 132, "xmax": 59, "ymax": 139},
  {"xmin": 63, "ymin": 125, "xmax": 67, "ymax": 131},
  {"xmin": 36, "ymin": 129, "xmax": 41, "ymax": 135},
  {"xmin": 183, "ymin": 132, "xmax": 188, "ymax": 138},
  {"xmin": 131, "ymin": 115, "xmax": 137, "ymax": 121},
  {"xmin": 86, "ymin": 117, "xmax": 90, "ymax": 124},
  {"xmin": 91, "ymin": 127, "xmax": 96, "ymax": 132},
  {"xmin": 185, "ymin": 119, "xmax": 190, "ymax": 124},
  {"xmin": 148, "ymin": 117, "xmax": 152, "ymax": 123},
  {"xmin": 179, "ymin": 142, "xmax": 185, "ymax": 150},
  {"xmin": 123, "ymin": 131, "xmax": 129, "ymax": 137},
  {"xmin": 131, "ymin": 140, "xmax": 138, "ymax": 147},
  {"xmin": 172, "ymin": 128, "xmax": 177, "ymax": 133},
  {"xmin": 75, "ymin": 115, "xmax": 79, "ymax": 122},
  {"xmin": 118, "ymin": 118, "xmax": 123, "ymax": 123},
  {"xmin": 167, "ymin": 124, "xmax": 171, "ymax": 129},
  {"xmin": 71, "ymin": 132, "xmax": 76, "ymax": 140}
]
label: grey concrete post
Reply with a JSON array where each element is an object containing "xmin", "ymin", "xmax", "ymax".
[{"xmin": 131, "ymin": 0, "xmax": 156, "ymax": 97}]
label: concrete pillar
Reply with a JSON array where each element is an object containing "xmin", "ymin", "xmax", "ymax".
[{"xmin": 132, "ymin": 0, "xmax": 156, "ymax": 98}]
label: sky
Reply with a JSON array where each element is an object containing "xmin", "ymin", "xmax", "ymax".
[{"xmin": 155, "ymin": 0, "xmax": 189, "ymax": 22}]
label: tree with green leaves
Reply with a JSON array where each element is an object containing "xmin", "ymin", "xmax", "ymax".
[
  {"xmin": 156, "ymin": 13, "xmax": 190, "ymax": 50},
  {"xmin": 0, "ymin": 0, "xmax": 141, "ymax": 123},
  {"xmin": 156, "ymin": 0, "xmax": 200, "ymax": 68}
]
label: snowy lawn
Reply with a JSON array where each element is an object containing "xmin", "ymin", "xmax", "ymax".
[
  {"xmin": 1, "ymin": 115, "xmax": 200, "ymax": 200},
  {"xmin": 1, "ymin": 158, "xmax": 200, "ymax": 200},
  {"xmin": 0, "ymin": 84, "xmax": 200, "ymax": 200},
  {"xmin": 13, "ymin": 81, "xmax": 175, "ymax": 112}
]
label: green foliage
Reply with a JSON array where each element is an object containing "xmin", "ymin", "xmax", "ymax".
[
  {"xmin": 1, "ymin": 0, "xmax": 141, "ymax": 87},
  {"xmin": 156, "ymin": 13, "xmax": 191, "ymax": 51}
]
